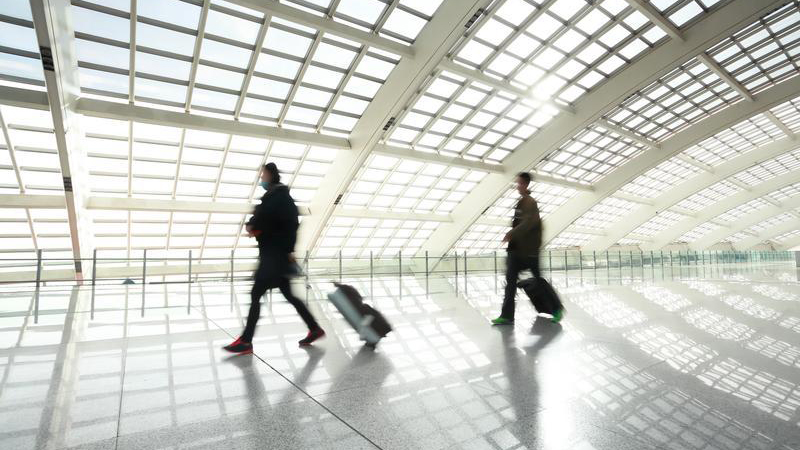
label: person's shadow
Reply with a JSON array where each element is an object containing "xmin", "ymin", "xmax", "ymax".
[
  {"xmin": 225, "ymin": 347, "xmax": 326, "ymax": 449},
  {"xmin": 494, "ymin": 316, "xmax": 562, "ymax": 447}
]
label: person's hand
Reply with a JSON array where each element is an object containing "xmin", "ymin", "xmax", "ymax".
[
  {"xmin": 502, "ymin": 232, "xmax": 510, "ymax": 243},
  {"xmin": 288, "ymin": 254, "xmax": 296, "ymax": 263},
  {"xmin": 245, "ymin": 224, "xmax": 255, "ymax": 238}
]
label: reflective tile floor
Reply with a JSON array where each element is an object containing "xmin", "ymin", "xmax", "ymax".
[{"xmin": 1, "ymin": 263, "xmax": 799, "ymax": 449}]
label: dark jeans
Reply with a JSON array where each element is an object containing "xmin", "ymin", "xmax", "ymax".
[
  {"xmin": 241, "ymin": 276, "xmax": 319, "ymax": 342},
  {"xmin": 501, "ymin": 252, "xmax": 542, "ymax": 320}
]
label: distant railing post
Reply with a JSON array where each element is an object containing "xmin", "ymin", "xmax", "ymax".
[
  {"xmin": 142, "ymin": 249, "xmax": 147, "ymax": 316},
  {"xmin": 187, "ymin": 250, "xmax": 192, "ymax": 313},
  {"xmin": 91, "ymin": 248, "xmax": 97, "ymax": 319},
  {"xmin": 34, "ymin": 249, "xmax": 42, "ymax": 323}
]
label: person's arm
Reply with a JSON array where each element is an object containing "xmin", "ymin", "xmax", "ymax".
[
  {"xmin": 506, "ymin": 198, "xmax": 540, "ymax": 241},
  {"xmin": 278, "ymin": 192, "xmax": 299, "ymax": 254},
  {"xmin": 247, "ymin": 197, "xmax": 267, "ymax": 237}
]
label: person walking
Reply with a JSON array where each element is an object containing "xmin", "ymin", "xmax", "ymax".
[
  {"xmin": 223, "ymin": 163, "xmax": 325, "ymax": 354},
  {"xmin": 492, "ymin": 172, "xmax": 564, "ymax": 325}
]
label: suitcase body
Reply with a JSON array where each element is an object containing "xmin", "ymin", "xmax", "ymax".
[
  {"xmin": 327, "ymin": 283, "xmax": 392, "ymax": 346},
  {"xmin": 518, "ymin": 277, "xmax": 562, "ymax": 316}
]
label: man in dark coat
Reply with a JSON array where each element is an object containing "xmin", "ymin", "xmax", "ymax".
[
  {"xmin": 223, "ymin": 163, "xmax": 325, "ymax": 354},
  {"xmin": 492, "ymin": 172, "xmax": 564, "ymax": 325}
]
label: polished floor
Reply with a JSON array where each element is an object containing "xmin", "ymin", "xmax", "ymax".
[{"xmin": 1, "ymin": 263, "xmax": 799, "ymax": 449}]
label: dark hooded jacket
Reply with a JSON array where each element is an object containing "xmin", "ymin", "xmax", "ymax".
[{"xmin": 247, "ymin": 183, "xmax": 298, "ymax": 287}]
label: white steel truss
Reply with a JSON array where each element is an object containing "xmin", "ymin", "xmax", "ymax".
[
  {"xmin": 647, "ymin": 171, "xmax": 800, "ymax": 250},
  {"xmin": 542, "ymin": 62, "xmax": 800, "ymax": 250},
  {"xmin": 422, "ymin": 0, "xmax": 787, "ymax": 257}
]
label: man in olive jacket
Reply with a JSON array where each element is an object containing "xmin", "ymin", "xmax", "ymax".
[{"xmin": 492, "ymin": 172, "xmax": 564, "ymax": 325}]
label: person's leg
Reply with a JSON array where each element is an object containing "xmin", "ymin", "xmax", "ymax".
[
  {"xmin": 241, "ymin": 277, "xmax": 268, "ymax": 343},
  {"xmin": 278, "ymin": 277, "xmax": 320, "ymax": 330},
  {"xmin": 498, "ymin": 253, "xmax": 523, "ymax": 321},
  {"xmin": 278, "ymin": 277, "xmax": 326, "ymax": 346}
]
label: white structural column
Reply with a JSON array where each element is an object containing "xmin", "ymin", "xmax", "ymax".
[
  {"xmin": 687, "ymin": 193, "xmax": 800, "ymax": 251},
  {"xmin": 423, "ymin": 0, "xmax": 786, "ymax": 257},
  {"xmin": 551, "ymin": 75, "xmax": 800, "ymax": 250},
  {"xmin": 646, "ymin": 171, "xmax": 800, "ymax": 250},
  {"xmin": 735, "ymin": 220, "xmax": 800, "ymax": 251},
  {"xmin": 29, "ymin": 0, "xmax": 93, "ymax": 280},
  {"xmin": 298, "ymin": 0, "xmax": 492, "ymax": 253},
  {"xmin": 585, "ymin": 132, "xmax": 800, "ymax": 250}
]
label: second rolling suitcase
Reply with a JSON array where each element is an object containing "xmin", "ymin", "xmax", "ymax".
[
  {"xmin": 517, "ymin": 277, "xmax": 562, "ymax": 316},
  {"xmin": 327, "ymin": 282, "xmax": 392, "ymax": 348}
]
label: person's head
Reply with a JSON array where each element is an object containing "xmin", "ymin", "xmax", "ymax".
[
  {"xmin": 515, "ymin": 172, "xmax": 531, "ymax": 195},
  {"xmin": 261, "ymin": 162, "xmax": 280, "ymax": 184},
  {"xmin": 260, "ymin": 163, "xmax": 280, "ymax": 190}
]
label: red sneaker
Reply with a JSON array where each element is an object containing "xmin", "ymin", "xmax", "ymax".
[
  {"xmin": 223, "ymin": 337, "xmax": 253, "ymax": 354},
  {"xmin": 298, "ymin": 328, "xmax": 325, "ymax": 346}
]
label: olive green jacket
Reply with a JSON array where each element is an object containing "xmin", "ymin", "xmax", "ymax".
[{"xmin": 508, "ymin": 193, "xmax": 542, "ymax": 256}]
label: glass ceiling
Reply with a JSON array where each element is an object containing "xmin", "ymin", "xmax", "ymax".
[{"xmin": 1, "ymin": 0, "xmax": 799, "ymax": 264}]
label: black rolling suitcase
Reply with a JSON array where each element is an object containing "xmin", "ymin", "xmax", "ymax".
[
  {"xmin": 517, "ymin": 277, "xmax": 562, "ymax": 316},
  {"xmin": 327, "ymin": 282, "xmax": 392, "ymax": 348}
]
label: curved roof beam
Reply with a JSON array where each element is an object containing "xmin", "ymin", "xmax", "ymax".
[
  {"xmin": 544, "ymin": 71, "xmax": 800, "ymax": 248},
  {"xmin": 775, "ymin": 234, "xmax": 800, "ymax": 251},
  {"xmin": 584, "ymin": 126, "xmax": 800, "ymax": 250},
  {"xmin": 297, "ymin": 0, "xmax": 493, "ymax": 253},
  {"xmin": 545, "ymin": 73, "xmax": 800, "ymax": 249},
  {"xmin": 735, "ymin": 219, "xmax": 800, "ymax": 251},
  {"xmin": 690, "ymin": 194, "xmax": 800, "ymax": 251},
  {"xmin": 644, "ymin": 171, "xmax": 800, "ymax": 250},
  {"xmin": 422, "ymin": 0, "xmax": 786, "ymax": 257}
]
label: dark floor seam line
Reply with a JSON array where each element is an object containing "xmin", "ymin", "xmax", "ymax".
[
  {"xmin": 196, "ymin": 307, "xmax": 386, "ymax": 450},
  {"xmin": 113, "ymin": 343, "xmax": 128, "ymax": 450}
]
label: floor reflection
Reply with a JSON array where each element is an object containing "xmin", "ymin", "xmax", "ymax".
[{"xmin": 0, "ymin": 263, "xmax": 798, "ymax": 449}]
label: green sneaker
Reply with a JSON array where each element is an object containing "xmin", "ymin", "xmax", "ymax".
[
  {"xmin": 491, "ymin": 317, "xmax": 514, "ymax": 325},
  {"xmin": 551, "ymin": 308, "xmax": 565, "ymax": 323}
]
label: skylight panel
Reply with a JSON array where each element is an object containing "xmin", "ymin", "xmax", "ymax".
[
  {"xmin": 535, "ymin": 123, "xmax": 647, "ymax": 185},
  {"xmin": 707, "ymin": 2, "xmax": 800, "ymax": 94},
  {"xmin": 399, "ymin": 0, "xmax": 444, "ymax": 17},
  {"xmin": 771, "ymin": 97, "xmax": 800, "ymax": 134},
  {"xmin": 682, "ymin": 112, "xmax": 783, "ymax": 166},
  {"xmin": 603, "ymin": 57, "xmax": 740, "ymax": 142},
  {"xmin": 619, "ymin": 157, "xmax": 702, "ymax": 198},
  {"xmin": 733, "ymin": 148, "xmax": 800, "ymax": 186},
  {"xmin": 547, "ymin": 230, "xmax": 594, "ymax": 249},
  {"xmin": 674, "ymin": 180, "xmax": 742, "ymax": 211},
  {"xmin": 72, "ymin": 5, "xmax": 130, "ymax": 42},
  {"xmin": 717, "ymin": 198, "xmax": 769, "ymax": 223},
  {"xmin": 0, "ymin": 0, "xmax": 33, "ymax": 20},
  {"xmin": 721, "ymin": 230, "xmax": 754, "ymax": 243},
  {"xmin": 136, "ymin": 22, "xmax": 196, "ymax": 57},
  {"xmin": 629, "ymin": 210, "xmax": 687, "ymax": 237},
  {"xmin": 335, "ymin": 0, "xmax": 385, "ymax": 26},
  {"xmin": 769, "ymin": 181, "xmax": 800, "ymax": 201},
  {"xmin": 200, "ymin": 39, "xmax": 253, "ymax": 68},
  {"xmin": 743, "ymin": 212, "xmax": 795, "ymax": 235},
  {"xmin": 677, "ymin": 222, "xmax": 722, "ymax": 243},
  {"xmin": 573, "ymin": 196, "xmax": 639, "ymax": 230},
  {"xmin": 381, "ymin": 8, "xmax": 427, "ymax": 42},
  {"xmin": 204, "ymin": 8, "xmax": 261, "ymax": 44},
  {"xmin": 138, "ymin": 0, "xmax": 202, "ymax": 29},
  {"xmin": 648, "ymin": 0, "xmax": 728, "ymax": 29},
  {"xmin": 772, "ymin": 228, "xmax": 800, "ymax": 242}
]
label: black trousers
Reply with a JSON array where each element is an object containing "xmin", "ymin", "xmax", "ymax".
[
  {"xmin": 241, "ymin": 276, "xmax": 319, "ymax": 342},
  {"xmin": 501, "ymin": 251, "xmax": 542, "ymax": 320}
]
